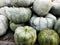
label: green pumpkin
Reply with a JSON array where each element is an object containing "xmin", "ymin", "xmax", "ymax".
[
  {"xmin": 0, "ymin": 0, "xmax": 34, "ymax": 7},
  {"xmin": 38, "ymin": 29, "xmax": 59, "ymax": 45},
  {"xmin": 14, "ymin": 26, "xmax": 37, "ymax": 45},
  {"xmin": 33, "ymin": 0, "xmax": 52, "ymax": 16},
  {"xmin": 30, "ymin": 13, "xmax": 56, "ymax": 31},
  {"xmin": 0, "ymin": 7, "xmax": 32, "ymax": 23},
  {"xmin": 54, "ymin": 18, "xmax": 60, "ymax": 35},
  {"xmin": 50, "ymin": 2, "xmax": 60, "ymax": 16},
  {"xmin": 10, "ymin": 22, "xmax": 24, "ymax": 32},
  {"xmin": 0, "ymin": 15, "xmax": 8, "ymax": 36}
]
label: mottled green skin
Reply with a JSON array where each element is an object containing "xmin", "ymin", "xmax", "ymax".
[
  {"xmin": 0, "ymin": 7, "xmax": 32, "ymax": 24},
  {"xmin": 10, "ymin": 22, "xmax": 24, "ymax": 32},
  {"xmin": 38, "ymin": 29, "xmax": 59, "ymax": 45},
  {"xmin": 14, "ymin": 26, "xmax": 37, "ymax": 45},
  {"xmin": 50, "ymin": 2, "xmax": 60, "ymax": 16},
  {"xmin": 54, "ymin": 18, "xmax": 60, "ymax": 35}
]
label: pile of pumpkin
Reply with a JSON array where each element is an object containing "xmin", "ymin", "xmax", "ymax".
[{"xmin": 0, "ymin": 0, "xmax": 60, "ymax": 45}]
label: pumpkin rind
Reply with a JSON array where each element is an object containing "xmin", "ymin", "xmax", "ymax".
[
  {"xmin": 0, "ymin": 0, "xmax": 34, "ymax": 7},
  {"xmin": 0, "ymin": 7, "xmax": 32, "ymax": 23},
  {"xmin": 14, "ymin": 26, "xmax": 37, "ymax": 45},
  {"xmin": 10, "ymin": 22, "xmax": 24, "ymax": 32},
  {"xmin": 50, "ymin": 2, "xmax": 60, "ymax": 16},
  {"xmin": 0, "ymin": 15, "xmax": 8, "ymax": 36},
  {"xmin": 54, "ymin": 18, "xmax": 60, "ymax": 35},
  {"xmin": 30, "ymin": 14, "xmax": 56, "ymax": 31},
  {"xmin": 33, "ymin": 0, "xmax": 52, "ymax": 16},
  {"xmin": 38, "ymin": 29, "xmax": 59, "ymax": 45}
]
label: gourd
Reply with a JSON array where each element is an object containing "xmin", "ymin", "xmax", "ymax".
[
  {"xmin": 0, "ymin": 0, "xmax": 34, "ymax": 7},
  {"xmin": 0, "ymin": 15, "xmax": 8, "ymax": 36},
  {"xmin": 10, "ymin": 22, "xmax": 24, "ymax": 32},
  {"xmin": 54, "ymin": 18, "xmax": 60, "ymax": 35},
  {"xmin": 38, "ymin": 29, "xmax": 59, "ymax": 45},
  {"xmin": 50, "ymin": 2, "xmax": 60, "ymax": 16},
  {"xmin": 0, "ymin": 7, "xmax": 32, "ymax": 23},
  {"xmin": 30, "ymin": 13, "xmax": 56, "ymax": 31},
  {"xmin": 14, "ymin": 26, "xmax": 37, "ymax": 45},
  {"xmin": 33, "ymin": 0, "xmax": 52, "ymax": 16}
]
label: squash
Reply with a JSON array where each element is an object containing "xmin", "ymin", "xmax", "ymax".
[
  {"xmin": 0, "ymin": 15, "xmax": 8, "ymax": 36},
  {"xmin": 33, "ymin": 0, "xmax": 52, "ymax": 16},
  {"xmin": 50, "ymin": 2, "xmax": 60, "ymax": 16},
  {"xmin": 30, "ymin": 13, "xmax": 56, "ymax": 31},
  {"xmin": 10, "ymin": 22, "xmax": 24, "ymax": 32},
  {"xmin": 0, "ymin": 0, "xmax": 34, "ymax": 7},
  {"xmin": 14, "ymin": 26, "xmax": 37, "ymax": 45},
  {"xmin": 0, "ymin": 7, "xmax": 32, "ymax": 23},
  {"xmin": 38, "ymin": 29, "xmax": 59, "ymax": 45},
  {"xmin": 54, "ymin": 18, "xmax": 60, "ymax": 35}
]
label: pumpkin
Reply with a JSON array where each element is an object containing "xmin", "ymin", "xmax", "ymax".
[
  {"xmin": 38, "ymin": 29, "xmax": 59, "ymax": 45},
  {"xmin": 10, "ymin": 22, "xmax": 24, "ymax": 32},
  {"xmin": 50, "ymin": 2, "xmax": 60, "ymax": 16},
  {"xmin": 14, "ymin": 26, "xmax": 37, "ymax": 45},
  {"xmin": 0, "ymin": 0, "xmax": 34, "ymax": 7},
  {"xmin": 0, "ymin": 15, "xmax": 8, "ymax": 36},
  {"xmin": 30, "ymin": 13, "xmax": 56, "ymax": 31},
  {"xmin": 54, "ymin": 18, "xmax": 60, "ymax": 35},
  {"xmin": 33, "ymin": 0, "xmax": 52, "ymax": 16},
  {"xmin": 0, "ymin": 7, "xmax": 32, "ymax": 23}
]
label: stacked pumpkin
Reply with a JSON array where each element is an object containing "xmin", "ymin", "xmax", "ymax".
[{"xmin": 0, "ymin": 0, "xmax": 60, "ymax": 45}]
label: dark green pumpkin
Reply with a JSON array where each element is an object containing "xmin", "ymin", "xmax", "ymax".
[
  {"xmin": 38, "ymin": 29, "xmax": 59, "ymax": 45},
  {"xmin": 50, "ymin": 2, "xmax": 60, "ymax": 16}
]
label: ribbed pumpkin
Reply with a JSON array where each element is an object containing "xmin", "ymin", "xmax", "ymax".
[
  {"xmin": 50, "ymin": 2, "xmax": 60, "ymax": 16},
  {"xmin": 14, "ymin": 26, "xmax": 37, "ymax": 45},
  {"xmin": 0, "ymin": 15, "xmax": 8, "ymax": 36},
  {"xmin": 33, "ymin": 0, "xmax": 52, "ymax": 16},
  {"xmin": 38, "ymin": 29, "xmax": 59, "ymax": 45},
  {"xmin": 30, "ymin": 13, "xmax": 56, "ymax": 31},
  {"xmin": 54, "ymin": 18, "xmax": 60, "ymax": 35},
  {"xmin": 10, "ymin": 22, "xmax": 24, "ymax": 32},
  {"xmin": 0, "ymin": 0, "xmax": 34, "ymax": 7},
  {"xmin": 0, "ymin": 7, "xmax": 32, "ymax": 23}
]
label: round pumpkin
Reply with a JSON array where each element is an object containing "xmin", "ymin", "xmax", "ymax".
[
  {"xmin": 38, "ymin": 29, "xmax": 59, "ymax": 45},
  {"xmin": 33, "ymin": 0, "xmax": 52, "ymax": 16},
  {"xmin": 0, "ymin": 7, "xmax": 32, "ymax": 23},
  {"xmin": 14, "ymin": 26, "xmax": 37, "ymax": 45},
  {"xmin": 50, "ymin": 2, "xmax": 60, "ymax": 16},
  {"xmin": 0, "ymin": 15, "xmax": 8, "ymax": 36},
  {"xmin": 10, "ymin": 22, "xmax": 24, "ymax": 32},
  {"xmin": 54, "ymin": 18, "xmax": 60, "ymax": 35},
  {"xmin": 30, "ymin": 13, "xmax": 56, "ymax": 31}
]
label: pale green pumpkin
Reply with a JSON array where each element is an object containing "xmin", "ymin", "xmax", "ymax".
[
  {"xmin": 30, "ymin": 13, "xmax": 56, "ymax": 31},
  {"xmin": 33, "ymin": 0, "xmax": 52, "ymax": 16},
  {"xmin": 0, "ymin": 0, "xmax": 34, "ymax": 7},
  {"xmin": 38, "ymin": 29, "xmax": 59, "ymax": 45},
  {"xmin": 0, "ymin": 7, "xmax": 32, "ymax": 23},
  {"xmin": 54, "ymin": 18, "xmax": 60, "ymax": 35},
  {"xmin": 0, "ymin": 15, "xmax": 8, "ymax": 36},
  {"xmin": 10, "ymin": 22, "xmax": 24, "ymax": 32},
  {"xmin": 14, "ymin": 26, "xmax": 37, "ymax": 45}
]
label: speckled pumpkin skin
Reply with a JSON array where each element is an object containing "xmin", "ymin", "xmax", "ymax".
[
  {"xmin": 0, "ymin": 7, "xmax": 32, "ymax": 24},
  {"xmin": 38, "ymin": 29, "xmax": 59, "ymax": 45},
  {"xmin": 14, "ymin": 26, "xmax": 37, "ymax": 45}
]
